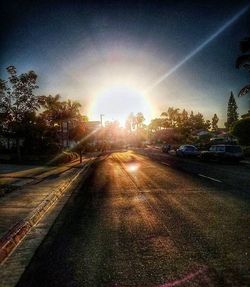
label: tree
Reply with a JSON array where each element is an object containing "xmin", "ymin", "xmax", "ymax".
[
  {"xmin": 180, "ymin": 109, "xmax": 189, "ymax": 125},
  {"xmin": 160, "ymin": 112, "xmax": 170, "ymax": 128},
  {"xmin": 161, "ymin": 107, "xmax": 180, "ymax": 127},
  {"xmin": 205, "ymin": 120, "xmax": 211, "ymax": 130},
  {"xmin": 170, "ymin": 107, "xmax": 179, "ymax": 127},
  {"xmin": 212, "ymin": 113, "xmax": 219, "ymax": 131},
  {"xmin": 236, "ymin": 37, "xmax": 250, "ymax": 97},
  {"xmin": 225, "ymin": 92, "xmax": 238, "ymax": 130},
  {"xmin": 70, "ymin": 115, "xmax": 89, "ymax": 162},
  {"xmin": 148, "ymin": 118, "xmax": 163, "ymax": 132},
  {"xmin": 149, "ymin": 106, "xmax": 213, "ymax": 144},
  {"xmin": 232, "ymin": 117, "xmax": 250, "ymax": 145},
  {"xmin": 125, "ymin": 118, "xmax": 132, "ymax": 133},
  {"xmin": 40, "ymin": 95, "xmax": 81, "ymax": 125},
  {"xmin": 241, "ymin": 110, "xmax": 250, "ymax": 119},
  {"xmin": 40, "ymin": 95, "xmax": 82, "ymax": 147},
  {"xmin": 135, "ymin": 112, "xmax": 145, "ymax": 129},
  {"xmin": 187, "ymin": 112, "xmax": 209, "ymax": 132},
  {"xmin": 125, "ymin": 113, "xmax": 134, "ymax": 132},
  {"xmin": 21, "ymin": 113, "xmax": 60, "ymax": 155},
  {"xmin": 39, "ymin": 94, "xmax": 61, "ymax": 124},
  {"xmin": 0, "ymin": 66, "xmax": 39, "ymax": 160}
]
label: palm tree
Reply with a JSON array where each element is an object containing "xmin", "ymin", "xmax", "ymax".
[
  {"xmin": 237, "ymin": 85, "xmax": 250, "ymax": 97},
  {"xmin": 160, "ymin": 112, "xmax": 170, "ymax": 128},
  {"xmin": 40, "ymin": 94, "xmax": 61, "ymax": 124},
  {"xmin": 161, "ymin": 107, "xmax": 180, "ymax": 127},
  {"xmin": 236, "ymin": 37, "xmax": 250, "ymax": 97},
  {"xmin": 40, "ymin": 94, "xmax": 61, "ymax": 109},
  {"xmin": 149, "ymin": 118, "xmax": 163, "ymax": 132},
  {"xmin": 63, "ymin": 100, "xmax": 81, "ymax": 121},
  {"xmin": 40, "ymin": 95, "xmax": 81, "ymax": 147}
]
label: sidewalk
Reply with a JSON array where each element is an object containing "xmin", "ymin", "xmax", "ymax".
[
  {"xmin": 0, "ymin": 153, "xmax": 100, "ymax": 195},
  {"xmin": 0, "ymin": 155, "xmax": 97, "ymax": 239},
  {"xmin": 0, "ymin": 154, "xmax": 100, "ymax": 287},
  {"xmin": 0, "ymin": 159, "xmax": 82, "ymax": 188}
]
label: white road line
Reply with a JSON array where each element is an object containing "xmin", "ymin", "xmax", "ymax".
[
  {"xmin": 198, "ymin": 174, "xmax": 222, "ymax": 183},
  {"xmin": 161, "ymin": 161, "xmax": 170, "ymax": 166}
]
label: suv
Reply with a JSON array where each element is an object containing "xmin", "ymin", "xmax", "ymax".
[{"xmin": 200, "ymin": 145, "xmax": 244, "ymax": 163}]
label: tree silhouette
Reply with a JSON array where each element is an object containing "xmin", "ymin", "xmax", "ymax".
[
  {"xmin": 161, "ymin": 107, "xmax": 180, "ymax": 127},
  {"xmin": 232, "ymin": 117, "xmax": 250, "ymax": 145},
  {"xmin": 236, "ymin": 37, "xmax": 250, "ymax": 97},
  {"xmin": 40, "ymin": 95, "xmax": 82, "ymax": 147},
  {"xmin": 225, "ymin": 92, "xmax": 238, "ymax": 130},
  {"xmin": 212, "ymin": 114, "xmax": 219, "ymax": 131},
  {"xmin": 135, "ymin": 112, "xmax": 145, "ymax": 129},
  {"xmin": 148, "ymin": 118, "xmax": 163, "ymax": 132},
  {"xmin": 0, "ymin": 66, "xmax": 39, "ymax": 160},
  {"xmin": 39, "ymin": 94, "xmax": 61, "ymax": 124}
]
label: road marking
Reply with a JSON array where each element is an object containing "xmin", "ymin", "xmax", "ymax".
[
  {"xmin": 161, "ymin": 161, "xmax": 170, "ymax": 166},
  {"xmin": 198, "ymin": 174, "xmax": 222, "ymax": 183}
]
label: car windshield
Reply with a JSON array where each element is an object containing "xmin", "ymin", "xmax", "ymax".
[
  {"xmin": 185, "ymin": 146, "xmax": 195, "ymax": 151},
  {"xmin": 216, "ymin": 146, "xmax": 225, "ymax": 152}
]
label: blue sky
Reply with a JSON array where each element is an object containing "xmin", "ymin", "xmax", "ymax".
[{"xmin": 0, "ymin": 0, "xmax": 249, "ymax": 126}]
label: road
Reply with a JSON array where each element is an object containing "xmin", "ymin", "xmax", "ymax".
[
  {"xmin": 16, "ymin": 151, "xmax": 249, "ymax": 287},
  {"xmin": 138, "ymin": 147, "xmax": 250, "ymax": 193}
]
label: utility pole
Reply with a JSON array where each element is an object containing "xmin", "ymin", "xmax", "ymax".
[
  {"xmin": 100, "ymin": 114, "xmax": 105, "ymax": 152},
  {"xmin": 100, "ymin": 114, "xmax": 104, "ymax": 127}
]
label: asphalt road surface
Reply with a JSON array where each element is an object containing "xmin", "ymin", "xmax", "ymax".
[{"xmin": 17, "ymin": 151, "xmax": 250, "ymax": 287}]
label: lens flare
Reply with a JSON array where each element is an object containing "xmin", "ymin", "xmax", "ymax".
[
  {"xmin": 126, "ymin": 163, "xmax": 140, "ymax": 173},
  {"xmin": 145, "ymin": 5, "xmax": 249, "ymax": 93}
]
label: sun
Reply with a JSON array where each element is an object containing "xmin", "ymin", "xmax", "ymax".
[{"xmin": 89, "ymin": 86, "xmax": 153, "ymax": 126}]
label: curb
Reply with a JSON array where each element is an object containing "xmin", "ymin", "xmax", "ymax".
[
  {"xmin": 241, "ymin": 160, "xmax": 250, "ymax": 165},
  {"xmin": 0, "ymin": 159, "xmax": 95, "ymax": 264}
]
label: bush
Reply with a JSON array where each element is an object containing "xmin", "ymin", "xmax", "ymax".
[
  {"xmin": 232, "ymin": 118, "xmax": 250, "ymax": 145},
  {"xmin": 242, "ymin": 146, "xmax": 250, "ymax": 158}
]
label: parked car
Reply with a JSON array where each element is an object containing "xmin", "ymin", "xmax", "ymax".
[
  {"xmin": 176, "ymin": 145, "xmax": 200, "ymax": 157},
  {"xmin": 162, "ymin": 144, "xmax": 171, "ymax": 153},
  {"xmin": 200, "ymin": 145, "xmax": 244, "ymax": 163}
]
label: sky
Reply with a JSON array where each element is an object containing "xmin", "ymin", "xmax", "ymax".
[{"xmin": 0, "ymin": 0, "xmax": 249, "ymax": 126}]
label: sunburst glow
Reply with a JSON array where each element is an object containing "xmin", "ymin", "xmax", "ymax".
[{"xmin": 89, "ymin": 86, "xmax": 153, "ymax": 126}]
